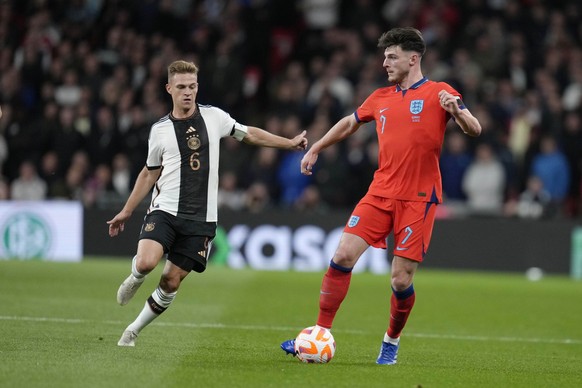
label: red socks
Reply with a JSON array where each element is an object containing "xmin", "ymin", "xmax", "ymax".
[
  {"xmin": 315, "ymin": 262, "xmax": 416, "ymax": 338},
  {"xmin": 316, "ymin": 261, "xmax": 352, "ymax": 329},
  {"xmin": 387, "ymin": 284, "xmax": 415, "ymax": 338}
]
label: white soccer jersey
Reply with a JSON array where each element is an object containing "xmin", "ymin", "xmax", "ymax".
[{"xmin": 145, "ymin": 104, "xmax": 248, "ymax": 222}]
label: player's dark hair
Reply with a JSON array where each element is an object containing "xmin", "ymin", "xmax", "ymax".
[{"xmin": 377, "ymin": 27, "xmax": 426, "ymax": 56}]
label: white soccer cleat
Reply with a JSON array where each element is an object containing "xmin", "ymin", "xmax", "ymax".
[
  {"xmin": 116, "ymin": 274, "xmax": 145, "ymax": 306},
  {"xmin": 117, "ymin": 330, "xmax": 138, "ymax": 347}
]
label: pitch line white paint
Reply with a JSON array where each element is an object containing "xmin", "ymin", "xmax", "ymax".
[{"xmin": 1, "ymin": 315, "xmax": 580, "ymax": 346}]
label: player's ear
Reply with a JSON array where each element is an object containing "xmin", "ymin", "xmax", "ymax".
[
  {"xmin": 409, "ymin": 54, "xmax": 418, "ymax": 66},
  {"xmin": 165, "ymin": 84, "xmax": 171, "ymax": 94}
]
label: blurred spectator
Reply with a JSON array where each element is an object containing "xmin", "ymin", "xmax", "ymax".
[
  {"xmin": 505, "ymin": 48, "xmax": 529, "ymax": 94},
  {"xmin": 302, "ymin": 87, "xmax": 343, "ymax": 127},
  {"xmin": 507, "ymin": 91, "xmax": 541, "ymax": 170},
  {"xmin": 83, "ymin": 163, "xmax": 117, "ymax": 208},
  {"xmin": 51, "ymin": 106, "xmax": 87, "ymax": 174},
  {"xmin": 314, "ymin": 143, "xmax": 350, "ymax": 207},
  {"xmin": 79, "ymin": 53, "xmax": 105, "ymax": 101},
  {"xmin": 245, "ymin": 145, "xmax": 281, "ymax": 201},
  {"xmin": 116, "ymin": 89, "xmax": 135, "ymax": 135},
  {"xmin": 462, "ymin": 143, "xmax": 506, "ymax": 216},
  {"xmin": 471, "ymin": 20, "xmax": 507, "ymax": 78},
  {"xmin": 245, "ymin": 182, "xmax": 272, "ymax": 213},
  {"xmin": 217, "ymin": 171, "xmax": 247, "ymax": 211},
  {"xmin": 562, "ymin": 57, "xmax": 582, "ymax": 112},
  {"xmin": 345, "ymin": 128, "xmax": 376, "ymax": 204},
  {"xmin": 422, "ymin": 49, "xmax": 451, "ymax": 82},
  {"xmin": 448, "ymin": 48, "xmax": 483, "ymax": 108},
  {"xmin": 276, "ymin": 115, "xmax": 312, "ymax": 206},
  {"xmin": 299, "ymin": 0, "xmax": 340, "ymax": 31},
  {"xmin": 10, "ymin": 160, "xmax": 47, "ymax": 201},
  {"xmin": 39, "ymin": 150, "xmax": 66, "ymax": 199},
  {"xmin": 530, "ymin": 135, "xmax": 570, "ymax": 209},
  {"xmin": 3, "ymin": 101, "xmax": 50, "ymax": 180},
  {"xmin": 111, "ymin": 153, "xmax": 132, "ymax": 199},
  {"xmin": 54, "ymin": 68, "xmax": 82, "ymax": 107},
  {"xmin": 122, "ymin": 105, "xmax": 150, "ymax": 183},
  {"xmin": 306, "ymin": 53, "xmax": 354, "ymax": 110},
  {"xmin": 514, "ymin": 175, "xmax": 553, "ymax": 219},
  {"xmin": 69, "ymin": 150, "xmax": 91, "ymax": 180},
  {"xmin": 86, "ymin": 105, "xmax": 120, "ymax": 166},
  {"xmin": 62, "ymin": 165, "xmax": 85, "ymax": 201},
  {"xmin": 219, "ymin": 135, "xmax": 254, "ymax": 182},
  {"xmin": 294, "ymin": 184, "xmax": 329, "ymax": 214},
  {"xmin": 74, "ymin": 102, "xmax": 92, "ymax": 138},
  {"xmin": 440, "ymin": 130, "xmax": 472, "ymax": 201}
]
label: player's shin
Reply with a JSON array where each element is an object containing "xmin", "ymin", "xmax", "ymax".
[
  {"xmin": 127, "ymin": 286, "xmax": 177, "ymax": 334},
  {"xmin": 386, "ymin": 284, "xmax": 415, "ymax": 340},
  {"xmin": 316, "ymin": 260, "xmax": 352, "ymax": 329}
]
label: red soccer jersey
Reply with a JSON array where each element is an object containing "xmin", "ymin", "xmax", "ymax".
[{"xmin": 355, "ymin": 78, "xmax": 461, "ymax": 203}]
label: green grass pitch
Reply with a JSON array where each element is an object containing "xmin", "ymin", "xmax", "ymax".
[{"xmin": 1, "ymin": 258, "xmax": 581, "ymax": 388}]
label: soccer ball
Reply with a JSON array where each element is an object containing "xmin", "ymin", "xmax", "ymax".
[{"xmin": 294, "ymin": 326, "xmax": 336, "ymax": 363}]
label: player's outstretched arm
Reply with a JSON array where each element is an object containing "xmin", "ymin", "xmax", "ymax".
[
  {"xmin": 107, "ymin": 166, "xmax": 161, "ymax": 237},
  {"xmin": 243, "ymin": 127, "xmax": 307, "ymax": 150},
  {"xmin": 301, "ymin": 114, "xmax": 362, "ymax": 175},
  {"xmin": 438, "ymin": 90, "xmax": 481, "ymax": 137}
]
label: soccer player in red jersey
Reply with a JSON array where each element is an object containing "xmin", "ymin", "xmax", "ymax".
[{"xmin": 281, "ymin": 27, "xmax": 481, "ymax": 364}]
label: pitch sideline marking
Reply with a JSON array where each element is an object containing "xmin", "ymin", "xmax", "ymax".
[{"xmin": 1, "ymin": 315, "xmax": 580, "ymax": 345}]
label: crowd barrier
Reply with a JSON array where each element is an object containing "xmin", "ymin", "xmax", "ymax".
[
  {"xmin": 84, "ymin": 207, "xmax": 580, "ymax": 276},
  {"xmin": 1, "ymin": 201, "xmax": 578, "ymax": 277},
  {"xmin": 0, "ymin": 201, "xmax": 83, "ymax": 262}
]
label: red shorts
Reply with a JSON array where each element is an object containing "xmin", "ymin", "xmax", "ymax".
[{"xmin": 343, "ymin": 194, "xmax": 438, "ymax": 262}]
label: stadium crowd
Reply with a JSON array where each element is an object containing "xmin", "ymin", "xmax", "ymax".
[{"xmin": 0, "ymin": 0, "xmax": 581, "ymax": 219}]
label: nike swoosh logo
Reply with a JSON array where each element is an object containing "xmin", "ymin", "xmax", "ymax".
[
  {"xmin": 380, "ymin": 108, "xmax": 389, "ymax": 113},
  {"xmin": 395, "ymin": 246, "xmax": 408, "ymax": 251},
  {"xmin": 320, "ymin": 291, "xmax": 332, "ymax": 295}
]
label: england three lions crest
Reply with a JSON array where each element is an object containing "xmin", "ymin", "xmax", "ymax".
[{"xmin": 410, "ymin": 100, "xmax": 424, "ymax": 114}]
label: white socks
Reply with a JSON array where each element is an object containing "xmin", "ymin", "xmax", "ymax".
[
  {"xmin": 131, "ymin": 256, "xmax": 145, "ymax": 279},
  {"xmin": 126, "ymin": 286, "xmax": 177, "ymax": 334},
  {"xmin": 384, "ymin": 333, "xmax": 400, "ymax": 345}
]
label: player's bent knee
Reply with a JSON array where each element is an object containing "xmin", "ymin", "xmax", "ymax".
[
  {"xmin": 332, "ymin": 247, "xmax": 360, "ymax": 268},
  {"xmin": 390, "ymin": 270, "xmax": 414, "ymax": 291},
  {"xmin": 391, "ymin": 278, "xmax": 412, "ymax": 292},
  {"xmin": 159, "ymin": 276, "xmax": 181, "ymax": 293},
  {"xmin": 135, "ymin": 255, "xmax": 161, "ymax": 273}
]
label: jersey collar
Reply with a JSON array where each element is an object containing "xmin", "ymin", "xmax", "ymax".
[{"xmin": 395, "ymin": 77, "xmax": 429, "ymax": 92}]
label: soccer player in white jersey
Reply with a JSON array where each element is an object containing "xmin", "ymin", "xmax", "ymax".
[{"xmin": 108, "ymin": 60, "xmax": 307, "ymax": 346}]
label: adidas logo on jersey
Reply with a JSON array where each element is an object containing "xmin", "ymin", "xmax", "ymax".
[
  {"xmin": 187, "ymin": 126, "xmax": 196, "ymax": 133},
  {"xmin": 198, "ymin": 250, "xmax": 206, "ymax": 258}
]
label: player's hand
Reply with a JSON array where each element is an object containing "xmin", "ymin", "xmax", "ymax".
[
  {"xmin": 301, "ymin": 150, "xmax": 318, "ymax": 176},
  {"xmin": 438, "ymin": 90, "xmax": 461, "ymax": 114},
  {"xmin": 107, "ymin": 209, "xmax": 132, "ymax": 237},
  {"xmin": 290, "ymin": 130, "xmax": 308, "ymax": 150}
]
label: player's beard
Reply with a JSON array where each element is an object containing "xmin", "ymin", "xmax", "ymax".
[{"xmin": 387, "ymin": 70, "xmax": 403, "ymax": 84}]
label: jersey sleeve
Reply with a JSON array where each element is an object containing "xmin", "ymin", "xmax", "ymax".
[
  {"xmin": 231, "ymin": 121, "xmax": 248, "ymax": 141},
  {"xmin": 355, "ymin": 90, "xmax": 380, "ymax": 123},
  {"xmin": 212, "ymin": 107, "xmax": 248, "ymax": 141},
  {"xmin": 145, "ymin": 125, "xmax": 162, "ymax": 169},
  {"xmin": 439, "ymin": 82, "xmax": 465, "ymax": 108}
]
